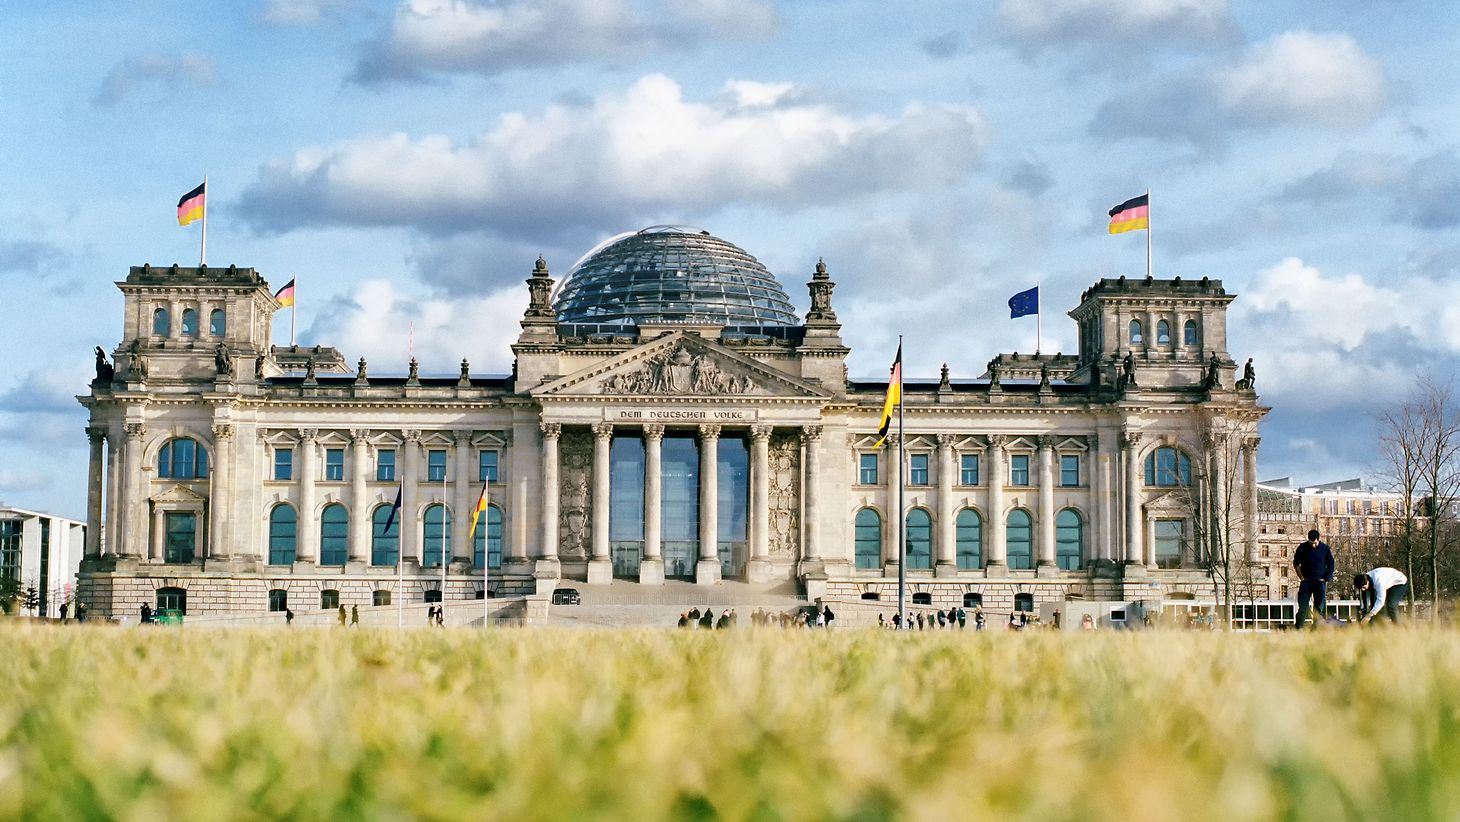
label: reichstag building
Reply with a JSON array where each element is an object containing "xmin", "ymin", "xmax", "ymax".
[{"xmin": 76, "ymin": 226, "xmax": 1267, "ymax": 618}]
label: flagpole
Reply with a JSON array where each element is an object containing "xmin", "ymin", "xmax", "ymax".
[
  {"xmin": 290, "ymin": 275, "xmax": 297, "ymax": 347},
  {"xmin": 897, "ymin": 334, "xmax": 906, "ymax": 631},
  {"xmin": 1035, "ymin": 282, "xmax": 1042, "ymax": 354},
  {"xmin": 200, "ymin": 175, "xmax": 208, "ymax": 267},
  {"xmin": 483, "ymin": 486, "xmax": 490, "ymax": 630},
  {"xmin": 441, "ymin": 471, "xmax": 448, "ymax": 625},
  {"xmin": 397, "ymin": 512, "xmax": 404, "ymax": 629},
  {"xmin": 1145, "ymin": 188, "xmax": 1153, "ymax": 279}
]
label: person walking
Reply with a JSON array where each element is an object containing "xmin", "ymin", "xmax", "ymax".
[
  {"xmin": 936, "ymin": 609, "xmax": 947, "ymax": 629},
  {"xmin": 60, "ymin": 601, "xmax": 69, "ymax": 623},
  {"xmin": 915, "ymin": 612, "xmax": 925, "ymax": 630},
  {"xmin": 975, "ymin": 607, "xmax": 986, "ymax": 631},
  {"xmin": 350, "ymin": 604, "xmax": 359, "ymax": 627},
  {"xmin": 1354, "ymin": 567, "xmax": 1410, "ymax": 625},
  {"xmin": 956, "ymin": 606, "xmax": 967, "ymax": 629},
  {"xmin": 688, "ymin": 607, "xmax": 701, "ymax": 627},
  {"xmin": 877, "ymin": 613, "xmax": 885, "ymax": 629},
  {"xmin": 1293, "ymin": 529, "xmax": 1335, "ymax": 629},
  {"xmin": 338, "ymin": 604, "xmax": 347, "ymax": 627},
  {"xmin": 700, "ymin": 608, "xmax": 714, "ymax": 630},
  {"xmin": 76, "ymin": 602, "xmax": 87, "ymax": 623},
  {"xmin": 285, "ymin": 608, "xmax": 295, "ymax": 626},
  {"xmin": 822, "ymin": 605, "xmax": 835, "ymax": 629}
]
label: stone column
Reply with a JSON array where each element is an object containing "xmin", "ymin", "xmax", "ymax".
[
  {"xmin": 935, "ymin": 433, "xmax": 957, "ymax": 576},
  {"xmin": 151, "ymin": 506, "xmax": 165, "ymax": 561},
  {"xmin": 294, "ymin": 429, "xmax": 318, "ymax": 564},
  {"xmin": 1123, "ymin": 430, "xmax": 1144, "ymax": 568},
  {"xmin": 1244, "ymin": 437, "xmax": 1260, "ymax": 562},
  {"xmin": 799, "ymin": 425, "xmax": 824, "ymax": 576},
  {"xmin": 588, "ymin": 423, "xmax": 614, "ymax": 584},
  {"xmin": 537, "ymin": 422, "xmax": 561, "ymax": 579},
  {"xmin": 985, "ymin": 435, "xmax": 1007, "ymax": 570},
  {"xmin": 1086, "ymin": 434, "xmax": 1103, "ymax": 563},
  {"xmin": 696, "ymin": 424, "xmax": 722, "ymax": 585},
  {"xmin": 401, "ymin": 430, "xmax": 421, "ymax": 566},
  {"xmin": 746, "ymin": 424, "xmax": 773, "ymax": 583},
  {"xmin": 1212, "ymin": 433, "xmax": 1229, "ymax": 570},
  {"xmin": 453, "ymin": 430, "xmax": 473, "ymax": 567},
  {"xmin": 106, "ymin": 433, "xmax": 121, "ymax": 556},
  {"xmin": 209, "ymin": 423, "xmax": 233, "ymax": 560},
  {"xmin": 85, "ymin": 427, "xmax": 105, "ymax": 558},
  {"xmin": 348, "ymin": 430, "xmax": 370, "ymax": 564},
  {"xmin": 122, "ymin": 423, "xmax": 146, "ymax": 559},
  {"xmin": 1037, "ymin": 435, "xmax": 1057, "ymax": 575},
  {"xmin": 640, "ymin": 425, "xmax": 665, "ymax": 585}
]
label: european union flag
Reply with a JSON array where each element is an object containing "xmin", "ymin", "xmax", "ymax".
[{"xmin": 1008, "ymin": 286, "xmax": 1039, "ymax": 318}]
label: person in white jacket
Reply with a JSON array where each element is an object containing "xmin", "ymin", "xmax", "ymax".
[{"xmin": 1353, "ymin": 567, "xmax": 1410, "ymax": 625}]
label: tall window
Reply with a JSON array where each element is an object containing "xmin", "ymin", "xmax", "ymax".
[
  {"xmin": 152, "ymin": 307, "xmax": 170, "ymax": 336},
  {"xmin": 858, "ymin": 453, "xmax": 878, "ymax": 485},
  {"xmin": 164, "ymin": 512, "xmax": 196, "ymax": 563},
  {"xmin": 479, "ymin": 451, "xmax": 499, "ymax": 483},
  {"xmin": 1060, "ymin": 454, "xmax": 1080, "ymax": 487},
  {"xmin": 158, "ymin": 438, "xmax": 208, "ymax": 479},
  {"xmin": 1144, "ymin": 447, "xmax": 1193, "ymax": 486},
  {"xmin": 473, "ymin": 504, "xmax": 503, "ymax": 570},
  {"xmin": 1014, "ymin": 593, "xmax": 1034, "ymax": 612},
  {"xmin": 181, "ymin": 308, "xmax": 199, "ymax": 337},
  {"xmin": 269, "ymin": 504, "xmax": 297, "ymax": 565},
  {"xmin": 156, "ymin": 587, "xmax": 187, "ymax": 613},
  {"xmin": 423, "ymin": 504, "xmax": 451, "ymax": 567},
  {"xmin": 905, "ymin": 509, "xmax": 932, "ymax": 570},
  {"xmin": 1010, "ymin": 454, "xmax": 1030, "ymax": 486},
  {"xmin": 320, "ymin": 590, "xmax": 339, "ymax": 610},
  {"xmin": 1155, "ymin": 519, "xmax": 1185, "ymax": 568},
  {"xmin": 274, "ymin": 448, "xmax": 293, "ymax": 481},
  {"xmin": 660, "ymin": 436, "xmax": 700, "ymax": 578},
  {"xmin": 268, "ymin": 589, "xmax": 288, "ymax": 612},
  {"xmin": 320, "ymin": 504, "xmax": 348, "ymax": 566},
  {"xmin": 209, "ymin": 309, "xmax": 226, "ymax": 336},
  {"xmin": 371, "ymin": 504, "xmax": 399, "ymax": 566},
  {"xmin": 0, "ymin": 520, "xmax": 22, "ymax": 584},
  {"xmin": 376, "ymin": 449, "xmax": 395, "ymax": 481},
  {"xmin": 909, "ymin": 454, "xmax": 929, "ymax": 486},
  {"xmin": 1156, "ymin": 319, "xmax": 1171, "ymax": 345},
  {"xmin": 427, "ymin": 450, "xmax": 447, "ymax": 482},
  {"xmin": 1183, "ymin": 319, "xmax": 1199, "ymax": 346},
  {"xmin": 1129, "ymin": 319, "xmax": 1143, "ymax": 344},
  {"xmin": 854, "ymin": 508, "xmax": 881, "ymax": 569},
  {"xmin": 955, "ymin": 508, "xmax": 982, "ymax": 570},
  {"xmin": 960, "ymin": 454, "xmax": 979, "ymax": 486},
  {"xmin": 1056, "ymin": 509, "xmax": 1083, "ymax": 570},
  {"xmin": 324, "ymin": 448, "xmax": 344, "ymax": 481},
  {"xmin": 609, "ymin": 437, "xmax": 646, "ymax": 577},
  {"xmin": 1007, "ymin": 509, "xmax": 1033, "ymax": 570}
]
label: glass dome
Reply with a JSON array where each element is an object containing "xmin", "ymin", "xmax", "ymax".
[{"xmin": 552, "ymin": 226, "xmax": 798, "ymax": 327}]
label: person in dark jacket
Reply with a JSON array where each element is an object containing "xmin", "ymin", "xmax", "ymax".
[{"xmin": 1293, "ymin": 529, "xmax": 1335, "ymax": 629}]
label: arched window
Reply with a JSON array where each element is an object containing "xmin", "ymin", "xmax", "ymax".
[
  {"xmin": 1183, "ymin": 319, "xmax": 1199, "ymax": 346},
  {"xmin": 152, "ymin": 307, "xmax": 170, "ymax": 336},
  {"xmin": 912, "ymin": 592, "xmax": 932, "ymax": 605},
  {"xmin": 963, "ymin": 592, "xmax": 983, "ymax": 609},
  {"xmin": 1156, "ymin": 319, "xmax": 1171, "ymax": 345},
  {"xmin": 473, "ymin": 504, "xmax": 504, "ymax": 570},
  {"xmin": 181, "ymin": 308, "xmax": 199, "ymax": 337},
  {"xmin": 955, "ymin": 509, "xmax": 982, "ymax": 570},
  {"xmin": 1056, "ymin": 509, "xmax": 1083, "ymax": 570},
  {"xmin": 373, "ymin": 590, "xmax": 391, "ymax": 607},
  {"xmin": 320, "ymin": 589, "xmax": 339, "ymax": 610},
  {"xmin": 905, "ymin": 509, "xmax": 932, "ymax": 570},
  {"xmin": 209, "ymin": 309, "xmax": 226, "ymax": 337},
  {"xmin": 320, "ymin": 503, "xmax": 348, "ymax": 566},
  {"xmin": 268, "ymin": 589, "xmax": 288, "ymax": 612},
  {"xmin": 854, "ymin": 508, "xmax": 881, "ymax": 570},
  {"xmin": 1129, "ymin": 319, "xmax": 1143, "ymax": 345},
  {"xmin": 1014, "ymin": 593, "xmax": 1034, "ymax": 613},
  {"xmin": 156, "ymin": 586, "xmax": 187, "ymax": 614},
  {"xmin": 1144, "ymin": 447, "xmax": 1193, "ymax": 486},
  {"xmin": 268, "ymin": 504, "xmax": 297, "ymax": 565},
  {"xmin": 158, "ymin": 438, "xmax": 208, "ymax": 479},
  {"xmin": 424, "ymin": 589, "xmax": 442, "ymax": 604},
  {"xmin": 423, "ymin": 504, "xmax": 451, "ymax": 568},
  {"xmin": 371, "ymin": 504, "xmax": 399, "ymax": 566},
  {"xmin": 1007, "ymin": 509, "xmax": 1033, "ymax": 570}
]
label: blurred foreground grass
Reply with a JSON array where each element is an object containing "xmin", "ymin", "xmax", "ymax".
[{"xmin": 2, "ymin": 625, "xmax": 1459, "ymax": 821}]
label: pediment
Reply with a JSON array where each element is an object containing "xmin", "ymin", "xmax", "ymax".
[
  {"xmin": 533, "ymin": 332, "xmax": 830, "ymax": 401},
  {"xmin": 151, "ymin": 484, "xmax": 209, "ymax": 505},
  {"xmin": 1143, "ymin": 490, "xmax": 1193, "ymax": 513}
]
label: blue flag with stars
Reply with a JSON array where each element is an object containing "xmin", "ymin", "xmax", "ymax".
[{"xmin": 1008, "ymin": 286, "xmax": 1039, "ymax": 318}]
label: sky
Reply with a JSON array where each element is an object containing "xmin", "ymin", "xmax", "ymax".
[{"xmin": 3, "ymin": 0, "xmax": 1459, "ymax": 520}]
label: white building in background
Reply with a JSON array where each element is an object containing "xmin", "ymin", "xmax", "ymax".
[
  {"xmin": 0, "ymin": 505, "xmax": 86, "ymax": 617},
  {"xmin": 76, "ymin": 226, "xmax": 1269, "ymax": 619}
]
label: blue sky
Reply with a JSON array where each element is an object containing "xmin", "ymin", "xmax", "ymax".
[{"xmin": 4, "ymin": 0, "xmax": 1459, "ymax": 518}]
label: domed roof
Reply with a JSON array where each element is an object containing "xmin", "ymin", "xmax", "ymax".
[{"xmin": 552, "ymin": 225, "xmax": 798, "ymax": 327}]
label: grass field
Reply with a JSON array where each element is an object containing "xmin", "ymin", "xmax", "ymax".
[{"xmin": 3, "ymin": 626, "xmax": 1459, "ymax": 821}]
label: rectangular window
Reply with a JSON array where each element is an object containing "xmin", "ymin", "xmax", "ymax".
[
  {"xmin": 427, "ymin": 449, "xmax": 447, "ymax": 482},
  {"xmin": 909, "ymin": 454, "xmax": 929, "ymax": 486},
  {"xmin": 164, "ymin": 512, "xmax": 196, "ymax": 564},
  {"xmin": 479, "ymin": 450, "xmax": 499, "ymax": 483},
  {"xmin": 0, "ymin": 519, "xmax": 20, "ymax": 585},
  {"xmin": 376, "ymin": 449, "xmax": 396, "ymax": 482},
  {"xmin": 324, "ymin": 448, "xmax": 344, "ymax": 481},
  {"xmin": 858, "ymin": 453, "xmax": 878, "ymax": 485},
  {"xmin": 274, "ymin": 448, "xmax": 293, "ymax": 481},
  {"xmin": 1060, "ymin": 454, "xmax": 1080, "ymax": 487},
  {"xmin": 960, "ymin": 454, "xmax": 979, "ymax": 486},
  {"xmin": 1154, "ymin": 519, "xmax": 1185, "ymax": 569},
  {"xmin": 1010, "ymin": 454, "xmax": 1030, "ymax": 486}
]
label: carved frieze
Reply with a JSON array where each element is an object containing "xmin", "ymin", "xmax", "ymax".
[
  {"xmin": 558, "ymin": 430, "xmax": 592, "ymax": 560},
  {"xmin": 768, "ymin": 432, "xmax": 800, "ymax": 559},
  {"xmin": 600, "ymin": 343, "xmax": 757, "ymax": 396}
]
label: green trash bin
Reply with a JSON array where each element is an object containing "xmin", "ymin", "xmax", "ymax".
[{"xmin": 154, "ymin": 609, "xmax": 184, "ymax": 626}]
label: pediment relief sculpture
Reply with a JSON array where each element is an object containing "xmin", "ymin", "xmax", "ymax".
[{"xmin": 600, "ymin": 343, "xmax": 758, "ymax": 396}]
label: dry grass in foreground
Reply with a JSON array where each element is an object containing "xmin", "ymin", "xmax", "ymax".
[{"xmin": 1, "ymin": 625, "xmax": 1458, "ymax": 821}]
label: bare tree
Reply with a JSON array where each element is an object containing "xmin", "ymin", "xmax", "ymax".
[{"xmin": 1180, "ymin": 409, "xmax": 1260, "ymax": 627}]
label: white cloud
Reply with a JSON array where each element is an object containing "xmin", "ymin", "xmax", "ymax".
[
  {"xmin": 240, "ymin": 74, "xmax": 988, "ymax": 234},
  {"xmin": 1216, "ymin": 31, "xmax": 1387, "ymax": 128},
  {"xmin": 1242, "ymin": 257, "xmax": 1406, "ymax": 350},
  {"xmin": 725, "ymin": 79, "xmax": 796, "ymax": 109},
  {"xmin": 665, "ymin": 0, "xmax": 775, "ymax": 37},
  {"xmin": 93, "ymin": 54, "xmax": 215, "ymax": 107},
  {"xmin": 998, "ymin": 0, "xmax": 1231, "ymax": 50}
]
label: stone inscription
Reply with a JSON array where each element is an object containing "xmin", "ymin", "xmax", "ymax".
[{"xmin": 606, "ymin": 408, "xmax": 758, "ymax": 422}]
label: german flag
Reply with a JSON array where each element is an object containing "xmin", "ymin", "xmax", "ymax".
[
  {"xmin": 467, "ymin": 484, "xmax": 490, "ymax": 541},
  {"xmin": 274, "ymin": 278, "xmax": 296, "ymax": 308},
  {"xmin": 1108, "ymin": 193, "xmax": 1149, "ymax": 234},
  {"xmin": 177, "ymin": 182, "xmax": 206, "ymax": 226},
  {"xmin": 872, "ymin": 343, "xmax": 902, "ymax": 449}
]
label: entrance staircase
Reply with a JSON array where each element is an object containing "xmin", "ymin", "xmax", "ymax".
[{"xmin": 545, "ymin": 579, "xmax": 809, "ymax": 628}]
